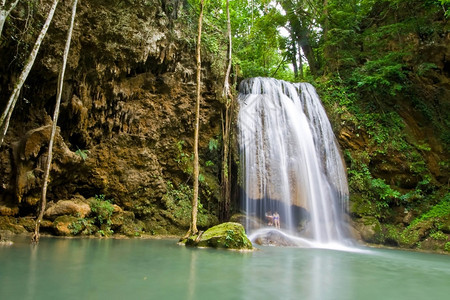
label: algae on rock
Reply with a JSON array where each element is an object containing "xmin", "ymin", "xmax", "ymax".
[{"xmin": 185, "ymin": 222, "xmax": 253, "ymax": 250}]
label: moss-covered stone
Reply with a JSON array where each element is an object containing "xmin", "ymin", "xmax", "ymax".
[
  {"xmin": 0, "ymin": 216, "xmax": 27, "ymax": 234},
  {"xmin": 53, "ymin": 215, "xmax": 79, "ymax": 236},
  {"xmin": 185, "ymin": 222, "xmax": 253, "ymax": 250},
  {"xmin": 353, "ymin": 216, "xmax": 381, "ymax": 242}
]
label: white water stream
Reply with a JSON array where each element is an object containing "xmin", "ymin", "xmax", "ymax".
[{"xmin": 238, "ymin": 77, "xmax": 350, "ymax": 246}]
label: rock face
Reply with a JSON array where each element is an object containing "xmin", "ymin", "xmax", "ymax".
[
  {"xmin": 0, "ymin": 1, "xmax": 224, "ymax": 236},
  {"xmin": 185, "ymin": 222, "xmax": 253, "ymax": 250}
]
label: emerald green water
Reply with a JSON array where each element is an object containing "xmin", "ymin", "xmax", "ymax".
[{"xmin": 1, "ymin": 237, "xmax": 449, "ymax": 300}]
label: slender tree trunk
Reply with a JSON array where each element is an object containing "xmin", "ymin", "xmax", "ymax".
[
  {"xmin": 290, "ymin": 31, "xmax": 298, "ymax": 78},
  {"xmin": 222, "ymin": 0, "xmax": 232, "ymax": 99},
  {"xmin": 185, "ymin": 0, "xmax": 204, "ymax": 238},
  {"xmin": 31, "ymin": 0, "xmax": 77, "ymax": 244},
  {"xmin": 0, "ymin": 0, "xmax": 19, "ymax": 37},
  {"xmin": 322, "ymin": 0, "xmax": 329, "ymax": 40},
  {"xmin": 298, "ymin": 36, "xmax": 319, "ymax": 76},
  {"xmin": 322, "ymin": 0, "xmax": 330, "ymax": 74},
  {"xmin": 281, "ymin": 0, "xmax": 319, "ymax": 76},
  {"xmin": 0, "ymin": 0, "xmax": 60, "ymax": 147},
  {"xmin": 298, "ymin": 42, "xmax": 303, "ymax": 78},
  {"xmin": 220, "ymin": 0, "xmax": 232, "ymax": 221}
]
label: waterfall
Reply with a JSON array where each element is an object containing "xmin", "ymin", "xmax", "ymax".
[{"xmin": 238, "ymin": 77, "xmax": 350, "ymax": 245}]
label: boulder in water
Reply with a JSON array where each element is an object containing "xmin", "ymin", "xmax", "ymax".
[{"xmin": 185, "ymin": 222, "xmax": 254, "ymax": 250}]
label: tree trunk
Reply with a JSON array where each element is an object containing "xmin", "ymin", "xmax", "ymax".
[
  {"xmin": 185, "ymin": 0, "xmax": 204, "ymax": 239},
  {"xmin": 298, "ymin": 41, "xmax": 304, "ymax": 78},
  {"xmin": 222, "ymin": 0, "xmax": 232, "ymax": 99},
  {"xmin": 220, "ymin": 0, "xmax": 232, "ymax": 221},
  {"xmin": 322, "ymin": 0, "xmax": 330, "ymax": 74},
  {"xmin": 0, "ymin": 0, "xmax": 60, "ymax": 147},
  {"xmin": 0, "ymin": 0, "xmax": 19, "ymax": 37},
  {"xmin": 281, "ymin": 0, "xmax": 319, "ymax": 76},
  {"xmin": 298, "ymin": 34, "xmax": 319, "ymax": 76},
  {"xmin": 31, "ymin": 0, "xmax": 77, "ymax": 244},
  {"xmin": 291, "ymin": 38, "xmax": 298, "ymax": 79},
  {"xmin": 322, "ymin": 0, "xmax": 329, "ymax": 40}
]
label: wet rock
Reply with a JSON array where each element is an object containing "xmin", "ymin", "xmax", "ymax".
[
  {"xmin": 353, "ymin": 217, "xmax": 381, "ymax": 243},
  {"xmin": 185, "ymin": 222, "xmax": 253, "ymax": 250},
  {"xmin": 111, "ymin": 210, "xmax": 142, "ymax": 236},
  {"xmin": 53, "ymin": 215, "xmax": 79, "ymax": 236},
  {"xmin": 402, "ymin": 210, "xmax": 415, "ymax": 225},
  {"xmin": 0, "ymin": 216, "xmax": 28, "ymax": 234},
  {"xmin": 0, "ymin": 204, "xmax": 19, "ymax": 216},
  {"xmin": 229, "ymin": 213, "xmax": 262, "ymax": 230},
  {"xmin": 252, "ymin": 230, "xmax": 300, "ymax": 247},
  {"xmin": 45, "ymin": 195, "xmax": 91, "ymax": 220},
  {"xmin": 0, "ymin": 233, "xmax": 13, "ymax": 246}
]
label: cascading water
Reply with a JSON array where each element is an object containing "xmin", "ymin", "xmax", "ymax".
[{"xmin": 238, "ymin": 77, "xmax": 350, "ymax": 246}]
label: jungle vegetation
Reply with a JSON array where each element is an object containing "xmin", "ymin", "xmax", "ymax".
[{"xmin": 186, "ymin": 0, "xmax": 449, "ymax": 249}]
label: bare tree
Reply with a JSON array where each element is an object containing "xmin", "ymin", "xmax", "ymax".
[
  {"xmin": 32, "ymin": 0, "xmax": 77, "ymax": 244},
  {"xmin": 0, "ymin": 0, "xmax": 60, "ymax": 147},
  {"xmin": 220, "ymin": 0, "xmax": 233, "ymax": 221},
  {"xmin": 184, "ymin": 0, "xmax": 205, "ymax": 238},
  {"xmin": 0, "ymin": 0, "xmax": 19, "ymax": 36}
]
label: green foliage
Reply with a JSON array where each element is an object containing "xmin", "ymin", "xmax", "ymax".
[
  {"xmin": 69, "ymin": 218, "xmax": 95, "ymax": 235},
  {"xmin": 445, "ymin": 242, "xmax": 450, "ymax": 252},
  {"xmin": 75, "ymin": 149, "xmax": 88, "ymax": 161},
  {"xmin": 429, "ymin": 231, "xmax": 448, "ymax": 241},
  {"xmin": 162, "ymin": 181, "xmax": 211, "ymax": 227},
  {"xmin": 417, "ymin": 63, "xmax": 439, "ymax": 76},
  {"xmin": 441, "ymin": 0, "xmax": 450, "ymax": 17},
  {"xmin": 208, "ymin": 138, "xmax": 219, "ymax": 151},
  {"xmin": 346, "ymin": 150, "xmax": 406, "ymax": 217},
  {"xmin": 409, "ymin": 193, "xmax": 450, "ymax": 228},
  {"xmin": 175, "ymin": 140, "xmax": 193, "ymax": 175},
  {"xmin": 90, "ymin": 194, "xmax": 114, "ymax": 236},
  {"xmin": 352, "ymin": 53, "xmax": 409, "ymax": 96}
]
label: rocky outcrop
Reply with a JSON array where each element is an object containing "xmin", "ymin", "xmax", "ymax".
[{"xmin": 0, "ymin": 1, "xmax": 224, "ymax": 236}]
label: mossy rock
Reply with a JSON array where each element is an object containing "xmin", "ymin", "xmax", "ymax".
[
  {"xmin": 0, "ymin": 216, "xmax": 27, "ymax": 234},
  {"xmin": 353, "ymin": 217, "xmax": 381, "ymax": 243},
  {"xmin": 53, "ymin": 215, "xmax": 79, "ymax": 236},
  {"xmin": 185, "ymin": 222, "xmax": 253, "ymax": 250}
]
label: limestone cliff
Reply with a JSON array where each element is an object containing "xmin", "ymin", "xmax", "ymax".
[{"xmin": 0, "ymin": 0, "xmax": 224, "ymax": 236}]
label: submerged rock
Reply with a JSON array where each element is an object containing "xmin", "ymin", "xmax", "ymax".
[{"xmin": 185, "ymin": 222, "xmax": 253, "ymax": 250}]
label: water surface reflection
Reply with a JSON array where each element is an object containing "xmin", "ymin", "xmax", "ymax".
[{"xmin": 1, "ymin": 238, "xmax": 449, "ymax": 300}]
